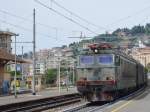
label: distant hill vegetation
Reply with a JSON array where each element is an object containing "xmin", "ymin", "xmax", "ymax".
[
  {"xmin": 69, "ymin": 23, "xmax": 150, "ymax": 57},
  {"xmin": 97, "ymin": 23, "xmax": 150, "ymax": 37}
]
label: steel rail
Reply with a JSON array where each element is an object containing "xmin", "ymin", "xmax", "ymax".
[{"xmin": 0, "ymin": 93, "xmax": 81, "ymax": 112}]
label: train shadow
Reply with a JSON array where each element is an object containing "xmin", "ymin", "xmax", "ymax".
[
  {"xmin": 86, "ymin": 101, "xmax": 108, "ymax": 106},
  {"xmin": 124, "ymin": 82, "xmax": 150, "ymax": 101},
  {"xmin": 131, "ymin": 85, "xmax": 150, "ymax": 100},
  {"xmin": 133, "ymin": 79, "xmax": 150, "ymax": 100}
]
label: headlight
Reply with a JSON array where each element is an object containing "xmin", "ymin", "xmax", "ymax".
[{"xmin": 106, "ymin": 76, "xmax": 114, "ymax": 80}]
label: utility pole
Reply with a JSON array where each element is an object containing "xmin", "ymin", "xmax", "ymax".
[
  {"xmin": 72, "ymin": 62, "xmax": 75, "ymax": 86},
  {"xmin": 22, "ymin": 46, "xmax": 24, "ymax": 80},
  {"xmin": 32, "ymin": 9, "xmax": 36, "ymax": 95},
  {"xmin": 66, "ymin": 67, "xmax": 69, "ymax": 91},
  {"xmin": 14, "ymin": 35, "xmax": 17, "ymax": 98},
  {"xmin": 14, "ymin": 34, "xmax": 19, "ymax": 98},
  {"xmin": 58, "ymin": 57, "xmax": 61, "ymax": 93}
]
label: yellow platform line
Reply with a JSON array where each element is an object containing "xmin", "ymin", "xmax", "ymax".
[
  {"xmin": 111, "ymin": 100, "xmax": 133, "ymax": 112},
  {"xmin": 111, "ymin": 88, "xmax": 148, "ymax": 112}
]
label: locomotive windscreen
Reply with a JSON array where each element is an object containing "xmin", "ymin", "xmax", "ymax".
[
  {"xmin": 97, "ymin": 55, "xmax": 113, "ymax": 64},
  {"xmin": 80, "ymin": 56, "xmax": 94, "ymax": 65}
]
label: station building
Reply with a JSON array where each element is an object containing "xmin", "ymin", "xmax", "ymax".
[{"xmin": 0, "ymin": 31, "xmax": 27, "ymax": 94}]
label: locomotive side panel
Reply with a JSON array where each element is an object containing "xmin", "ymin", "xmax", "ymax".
[
  {"xmin": 137, "ymin": 64, "xmax": 145, "ymax": 87},
  {"xmin": 117, "ymin": 57, "xmax": 137, "ymax": 90}
]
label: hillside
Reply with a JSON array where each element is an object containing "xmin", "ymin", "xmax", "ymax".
[{"xmin": 69, "ymin": 23, "xmax": 150, "ymax": 57}]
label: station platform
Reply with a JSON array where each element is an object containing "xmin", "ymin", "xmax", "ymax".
[
  {"xmin": 0, "ymin": 87, "xmax": 78, "ymax": 106},
  {"xmin": 102, "ymin": 86, "xmax": 150, "ymax": 112}
]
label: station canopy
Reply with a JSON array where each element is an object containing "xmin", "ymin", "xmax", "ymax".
[{"xmin": 0, "ymin": 48, "xmax": 29, "ymax": 64}]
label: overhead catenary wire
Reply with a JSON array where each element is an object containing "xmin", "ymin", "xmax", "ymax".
[
  {"xmin": 3, "ymin": 41, "xmax": 35, "ymax": 44},
  {"xmin": 0, "ymin": 9, "xmax": 60, "ymax": 30},
  {"xmin": 0, "ymin": 9, "xmax": 88, "ymax": 39},
  {"xmin": 107, "ymin": 4, "xmax": 150, "ymax": 28},
  {"xmin": 0, "ymin": 9, "xmax": 87, "ymax": 33},
  {"xmin": 52, "ymin": 0, "xmax": 109, "ymax": 31},
  {"xmin": 0, "ymin": 18, "xmax": 49, "ymax": 38},
  {"xmin": 1, "ymin": 1, "xmax": 149, "ymax": 34},
  {"xmin": 0, "ymin": 18, "xmax": 32, "ymax": 32},
  {"xmin": 1, "ymin": 1, "xmax": 149, "ymax": 45},
  {"xmin": 0, "ymin": 18, "xmax": 66, "ymax": 43},
  {"xmin": 37, "ymin": 0, "xmax": 150, "ymax": 34},
  {"xmin": 11, "ymin": 45, "xmax": 33, "ymax": 48},
  {"xmin": 0, "ymin": 10, "xmax": 65, "ymax": 41},
  {"xmin": 34, "ymin": 0, "xmax": 99, "ymax": 35}
]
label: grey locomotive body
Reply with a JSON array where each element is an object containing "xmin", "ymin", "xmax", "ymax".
[{"xmin": 76, "ymin": 44, "xmax": 147, "ymax": 102}]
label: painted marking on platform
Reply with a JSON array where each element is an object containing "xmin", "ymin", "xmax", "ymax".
[
  {"xmin": 110, "ymin": 88, "xmax": 149, "ymax": 112},
  {"xmin": 111, "ymin": 100, "xmax": 133, "ymax": 112}
]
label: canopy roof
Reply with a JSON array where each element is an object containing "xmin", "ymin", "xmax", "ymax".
[
  {"xmin": 0, "ymin": 48, "xmax": 29, "ymax": 64},
  {"xmin": 0, "ymin": 31, "xmax": 16, "ymax": 36}
]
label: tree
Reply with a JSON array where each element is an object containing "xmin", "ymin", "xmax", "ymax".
[
  {"xmin": 146, "ymin": 63, "xmax": 150, "ymax": 72},
  {"xmin": 62, "ymin": 45, "xmax": 67, "ymax": 49},
  {"xmin": 131, "ymin": 25, "xmax": 145, "ymax": 35},
  {"xmin": 112, "ymin": 28, "xmax": 122, "ymax": 36},
  {"xmin": 69, "ymin": 42, "xmax": 79, "ymax": 58},
  {"xmin": 45, "ymin": 69, "xmax": 57, "ymax": 84},
  {"xmin": 10, "ymin": 71, "xmax": 21, "ymax": 77},
  {"xmin": 145, "ymin": 23, "xmax": 150, "ymax": 35}
]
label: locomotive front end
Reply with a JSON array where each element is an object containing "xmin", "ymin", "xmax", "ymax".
[{"xmin": 76, "ymin": 54, "xmax": 118, "ymax": 102}]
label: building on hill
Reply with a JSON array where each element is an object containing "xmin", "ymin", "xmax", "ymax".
[
  {"xmin": 138, "ymin": 40, "xmax": 146, "ymax": 48},
  {"xmin": 22, "ymin": 46, "xmax": 75, "ymax": 89},
  {"xmin": 131, "ymin": 47, "xmax": 150, "ymax": 67}
]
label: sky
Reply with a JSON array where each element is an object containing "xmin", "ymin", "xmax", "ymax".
[{"xmin": 0, "ymin": 0, "xmax": 150, "ymax": 54}]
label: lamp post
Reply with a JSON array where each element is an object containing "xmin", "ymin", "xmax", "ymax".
[
  {"xmin": 21, "ymin": 46, "xmax": 24, "ymax": 80},
  {"xmin": 14, "ymin": 33, "xmax": 19, "ymax": 98},
  {"xmin": 58, "ymin": 57, "xmax": 61, "ymax": 93},
  {"xmin": 69, "ymin": 60, "xmax": 75, "ymax": 86},
  {"xmin": 72, "ymin": 61, "xmax": 75, "ymax": 86},
  {"xmin": 66, "ymin": 60, "xmax": 69, "ymax": 89},
  {"xmin": 32, "ymin": 8, "xmax": 36, "ymax": 95}
]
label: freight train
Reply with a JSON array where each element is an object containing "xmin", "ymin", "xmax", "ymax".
[{"xmin": 76, "ymin": 43, "xmax": 147, "ymax": 102}]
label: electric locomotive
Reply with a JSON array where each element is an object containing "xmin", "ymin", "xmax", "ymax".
[{"xmin": 76, "ymin": 43, "xmax": 147, "ymax": 102}]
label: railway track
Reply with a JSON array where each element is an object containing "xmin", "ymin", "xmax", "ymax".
[
  {"xmin": 0, "ymin": 87, "xmax": 146, "ymax": 112},
  {"xmin": 63, "ymin": 87, "xmax": 146, "ymax": 112},
  {"xmin": 62, "ymin": 102, "xmax": 108, "ymax": 112},
  {"xmin": 0, "ymin": 93, "xmax": 81, "ymax": 112}
]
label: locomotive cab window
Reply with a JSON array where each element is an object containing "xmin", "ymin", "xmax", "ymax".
[
  {"xmin": 97, "ymin": 54, "xmax": 114, "ymax": 65},
  {"xmin": 80, "ymin": 55, "xmax": 94, "ymax": 65}
]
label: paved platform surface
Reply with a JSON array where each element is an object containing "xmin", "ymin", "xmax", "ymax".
[
  {"xmin": 0, "ymin": 87, "xmax": 78, "ymax": 106},
  {"xmin": 101, "ymin": 85, "xmax": 150, "ymax": 112}
]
